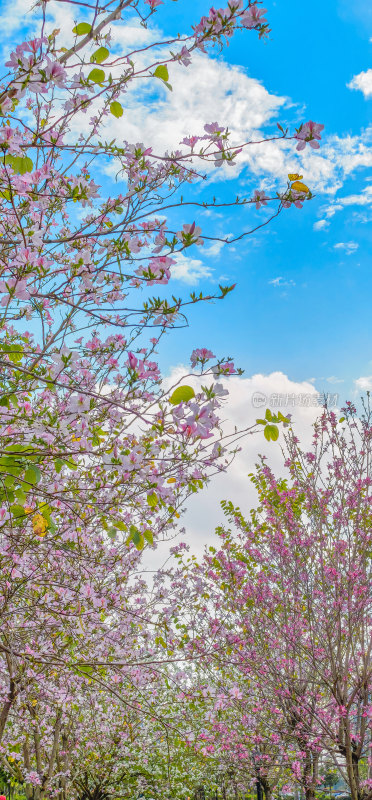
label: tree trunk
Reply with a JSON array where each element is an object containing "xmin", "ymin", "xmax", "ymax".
[{"xmin": 260, "ymin": 777, "xmax": 272, "ymax": 800}]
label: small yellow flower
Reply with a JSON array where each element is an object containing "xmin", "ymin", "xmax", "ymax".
[
  {"xmin": 167, "ymin": 477, "xmax": 176, "ymax": 483},
  {"xmin": 288, "ymin": 173, "xmax": 303, "ymax": 181}
]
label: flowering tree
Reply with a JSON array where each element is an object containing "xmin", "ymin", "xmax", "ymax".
[
  {"xmin": 0, "ymin": 0, "xmax": 325, "ymax": 544},
  {"xmin": 160, "ymin": 401, "xmax": 372, "ymax": 800},
  {"xmin": 0, "ymin": 0, "xmax": 326, "ymax": 792}
]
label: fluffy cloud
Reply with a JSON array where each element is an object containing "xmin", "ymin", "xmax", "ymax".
[
  {"xmin": 334, "ymin": 241, "xmax": 359, "ymax": 254},
  {"xmin": 313, "ymin": 219, "xmax": 329, "ymax": 231},
  {"xmin": 171, "ymin": 252, "xmax": 213, "ymax": 285},
  {"xmin": 2, "ymin": 0, "xmax": 371, "ymax": 208},
  {"xmin": 355, "ymin": 375, "xmax": 372, "ymax": 392},
  {"xmin": 317, "ymin": 182, "xmax": 372, "ymax": 222},
  {"xmin": 142, "ymin": 369, "xmax": 331, "ymax": 571},
  {"xmin": 268, "ymin": 276, "xmax": 296, "ymax": 287},
  {"xmin": 348, "ymin": 69, "xmax": 372, "ymax": 98},
  {"xmin": 106, "ymin": 51, "xmax": 287, "ymax": 164}
]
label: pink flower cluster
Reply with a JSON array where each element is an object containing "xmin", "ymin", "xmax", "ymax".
[{"xmin": 295, "ymin": 120, "xmax": 324, "ymax": 151}]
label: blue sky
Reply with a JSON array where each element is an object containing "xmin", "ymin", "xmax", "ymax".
[
  {"xmin": 1, "ymin": 0, "xmax": 371, "ymax": 553},
  {"xmin": 148, "ymin": 0, "xmax": 372, "ymax": 403},
  {"xmin": 1, "ymin": 0, "xmax": 371, "ymax": 405}
]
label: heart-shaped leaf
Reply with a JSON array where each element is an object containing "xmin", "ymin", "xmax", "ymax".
[
  {"xmin": 73, "ymin": 22, "xmax": 92, "ymax": 35},
  {"xmin": 169, "ymin": 385, "xmax": 195, "ymax": 405}
]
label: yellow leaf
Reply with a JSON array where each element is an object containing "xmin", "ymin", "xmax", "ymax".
[
  {"xmin": 291, "ymin": 180, "xmax": 309, "ymax": 194},
  {"xmin": 167, "ymin": 477, "xmax": 176, "ymax": 483},
  {"xmin": 32, "ymin": 513, "xmax": 48, "ymax": 537},
  {"xmin": 288, "ymin": 173, "xmax": 303, "ymax": 181}
]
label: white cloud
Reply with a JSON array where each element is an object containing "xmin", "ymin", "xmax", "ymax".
[
  {"xmin": 348, "ymin": 69, "xmax": 372, "ymax": 98},
  {"xmin": 203, "ymin": 239, "xmax": 229, "ymax": 258},
  {"xmin": 334, "ymin": 241, "xmax": 359, "ymax": 254},
  {"xmin": 313, "ymin": 219, "xmax": 329, "ymax": 231},
  {"xmin": 0, "ymin": 0, "xmax": 34, "ymax": 36},
  {"xmin": 326, "ymin": 376, "xmax": 344, "ymax": 384},
  {"xmin": 2, "ymin": 0, "xmax": 371, "ymax": 243},
  {"xmin": 104, "ymin": 52, "xmax": 287, "ymax": 169},
  {"xmin": 142, "ymin": 370, "xmax": 329, "ymax": 571},
  {"xmin": 268, "ymin": 276, "xmax": 296, "ymax": 287},
  {"xmin": 171, "ymin": 252, "xmax": 213, "ymax": 285},
  {"xmin": 321, "ymin": 184, "xmax": 372, "ymax": 221},
  {"xmin": 355, "ymin": 376, "xmax": 372, "ymax": 391},
  {"xmin": 2, "ymin": 0, "xmax": 371, "ymax": 208}
]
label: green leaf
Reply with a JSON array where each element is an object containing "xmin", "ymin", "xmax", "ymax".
[
  {"xmin": 107, "ymin": 527, "xmax": 117, "ymax": 540},
  {"xmin": 111, "ymin": 519, "xmax": 127, "ymax": 531},
  {"xmin": 154, "ymin": 65, "xmax": 169, "ymax": 82},
  {"xmin": 4, "ymin": 444, "xmax": 30, "ymax": 453},
  {"xmin": 24, "ymin": 466, "xmax": 41, "ymax": 486},
  {"xmin": 110, "ymin": 101, "xmax": 123, "ymax": 118},
  {"xmin": 5, "ymin": 155, "xmax": 33, "ymax": 175},
  {"xmin": 54, "ymin": 458, "xmax": 64, "ymax": 473},
  {"xmin": 265, "ymin": 408, "xmax": 273, "ymax": 422},
  {"xmin": 10, "ymin": 504, "xmax": 26, "ymax": 519},
  {"xmin": 147, "ymin": 492, "xmax": 158, "ymax": 508},
  {"xmin": 90, "ymin": 46, "xmax": 109, "ymax": 64},
  {"xmin": 73, "ymin": 22, "xmax": 92, "ymax": 35},
  {"xmin": 127, "ymin": 525, "xmax": 144, "ymax": 550},
  {"xmin": 87, "ymin": 68, "xmax": 105, "ymax": 84},
  {"xmin": 256, "ymin": 419, "xmax": 267, "ymax": 425},
  {"xmin": 339, "ymin": 416, "xmax": 345, "ymax": 423},
  {"xmin": 15, "ymin": 488, "xmax": 27, "ymax": 504},
  {"xmin": 264, "ymin": 424, "xmax": 279, "ymax": 442},
  {"xmin": 143, "ymin": 529, "xmax": 154, "ymax": 546},
  {"xmin": 6, "ymin": 344, "xmax": 23, "ymax": 363},
  {"xmin": 76, "ymin": 664, "xmax": 93, "ymax": 675},
  {"xmin": 65, "ymin": 459, "xmax": 77, "ymax": 471},
  {"xmin": 169, "ymin": 385, "xmax": 195, "ymax": 405}
]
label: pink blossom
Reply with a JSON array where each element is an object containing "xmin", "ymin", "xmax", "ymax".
[
  {"xmin": 176, "ymin": 222, "xmax": 204, "ymax": 246},
  {"xmin": 176, "ymin": 46, "xmax": 192, "ymax": 67},
  {"xmin": 213, "ymin": 360, "xmax": 236, "ymax": 375},
  {"xmin": 204, "ymin": 122, "xmax": 225, "ymax": 136},
  {"xmin": 25, "ymin": 772, "xmax": 42, "ymax": 786},
  {"xmin": 181, "ymin": 135, "xmax": 200, "ymax": 148},
  {"xmin": 253, "ymin": 190, "xmax": 269, "ymax": 210},
  {"xmin": 44, "ymin": 58, "xmax": 67, "ymax": 88},
  {"xmin": 295, "ymin": 120, "xmax": 324, "ymax": 151},
  {"xmin": 241, "ymin": 6, "xmax": 268, "ymax": 29},
  {"xmin": 135, "ymin": 255, "xmax": 174, "ymax": 285},
  {"xmin": 190, "ymin": 348, "xmax": 215, "ymax": 367}
]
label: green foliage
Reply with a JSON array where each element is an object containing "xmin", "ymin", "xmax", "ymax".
[
  {"xmin": 147, "ymin": 492, "xmax": 158, "ymax": 508},
  {"xmin": 87, "ymin": 68, "xmax": 105, "ymax": 84},
  {"xmin": 256, "ymin": 408, "xmax": 290, "ymax": 442},
  {"xmin": 4, "ymin": 155, "xmax": 33, "ymax": 174},
  {"xmin": 154, "ymin": 64, "xmax": 172, "ymax": 91},
  {"xmin": 154, "ymin": 65, "xmax": 169, "ymax": 82},
  {"xmin": 73, "ymin": 22, "xmax": 92, "ymax": 35},
  {"xmin": 264, "ymin": 424, "xmax": 279, "ymax": 441},
  {"xmin": 90, "ymin": 46, "xmax": 110, "ymax": 64},
  {"xmin": 169, "ymin": 385, "xmax": 195, "ymax": 405},
  {"xmin": 110, "ymin": 101, "xmax": 124, "ymax": 118}
]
